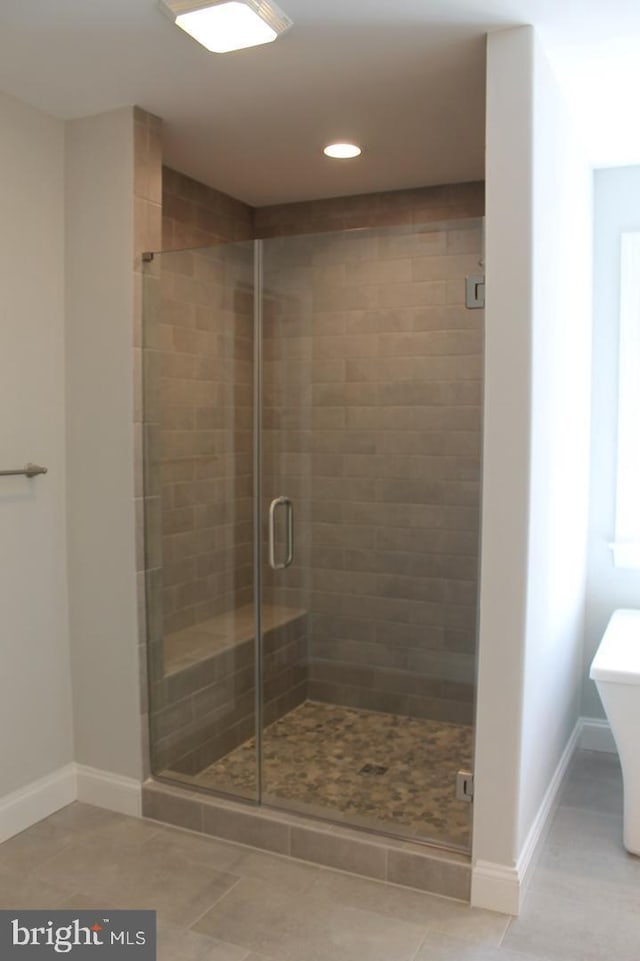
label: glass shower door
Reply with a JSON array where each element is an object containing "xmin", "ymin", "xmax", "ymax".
[
  {"xmin": 143, "ymin": 240, "xmax": 260, "ymax": 801},
  {"xmin": 143, "ymin": 218, "xmax": 482, "ymax": 853},
  {"xmin": 258, "ymin": 222, "xmax": 482, "ymax": 851}
]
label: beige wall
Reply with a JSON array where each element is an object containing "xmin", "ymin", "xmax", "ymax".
[
  {"xmin": 0, "ymin": 97, "xmax": 162, "ymax": 805},
  {"xmin": 66, "ymin": 107, "xmax": 149, "ymax": 781},
  {"xmin": 0, "ymin": 92, "xmax": 73, "ymax": 798}
]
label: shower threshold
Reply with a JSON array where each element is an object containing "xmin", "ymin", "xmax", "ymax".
[{"xmin": 142, "ymin": 774, "xmax": 472, "ymax": 901}]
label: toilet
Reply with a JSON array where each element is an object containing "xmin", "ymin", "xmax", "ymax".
[{"xmin": 590, "ymin": 609, "xmax": 640, "ymax": 855}]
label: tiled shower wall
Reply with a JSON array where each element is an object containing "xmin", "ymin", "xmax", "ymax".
[
  {"xmin": 162, "ymin": 166, "xmax": 253, "ymax": 249},
  {"xmin": 145, "ymin": 173, "xmax": 483, "ymax": 762},
  {"xmin": 258, "ymin": 188, "xmax": 483, "ymax": 725},
  {"xmin": 152, "ymin": 243, "xmax": 255, "ymax": 637},
  {"xmin": 157, "ymin": 170, "xmax": 255, "ymax": 635}
]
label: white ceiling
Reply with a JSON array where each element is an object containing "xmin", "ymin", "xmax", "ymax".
[{"xmin": 1, "ymin": 0, "xmax": 639, "ymax": 206}]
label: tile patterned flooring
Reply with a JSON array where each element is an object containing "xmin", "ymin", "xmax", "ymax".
[
  {"xmin": 195, "ymin": 701, "xmax": 473, "ymax": 849},
  {"xmin": 0, "ymin": 749, "xmax": 637, "ymax": 961}
]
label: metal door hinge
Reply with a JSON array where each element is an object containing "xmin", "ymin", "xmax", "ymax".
[
  {"xmin": 465, "ymin": 275, "xmax": 485, "ymax": 309},
  {"xmin": 456, "ymin": 770, "xmax": 474, "ymax": 802}
]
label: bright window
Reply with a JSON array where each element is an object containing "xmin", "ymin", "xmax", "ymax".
[{"xmin": 611, "ymin": 231, "xmax": 640, "ymax": 567}]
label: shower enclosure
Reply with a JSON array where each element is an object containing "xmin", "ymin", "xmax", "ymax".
[{"xmin": 143, "ymin": 218, "xmax": 483, "ymax": 852}]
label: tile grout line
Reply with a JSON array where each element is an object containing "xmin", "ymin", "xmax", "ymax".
[
  {"xmin": 407, "ymin": 925, "xmax": 431, "ymax": 961},
  {"xmin": 186, "ymin": 874, "xmax": 245, "ymax": 932},
  {"xmin": 17, "ymin": 816, "xmax": 164, "ymax": 880}
]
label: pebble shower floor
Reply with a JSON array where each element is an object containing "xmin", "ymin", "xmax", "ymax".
[{"xmin": 184, "ymin": 701, "xmax": 474, "ymax": 849}]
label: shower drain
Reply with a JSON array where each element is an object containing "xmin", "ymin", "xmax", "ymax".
[{"xmin": 358, "ymin": 763, "xmax": 388, "ymax": 776}]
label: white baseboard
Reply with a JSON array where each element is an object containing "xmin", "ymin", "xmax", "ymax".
[
  {"xmin": 470, "ymin": 860, "xmax": 520, "ymax": 915},
  {"xmin": 580, "ymin": 717, "xmax": 616, "ymax": 754},
  {"xmin": 515, "ymin": 717, "xmax": 582, "ymax": 900},
  {"xmin": 471, "ymin": 716, "xmax": 583, "ymax": 916},
  {"xmin": 0, "ymin": 763, "xmax": 142, "ymax": 845},
  {"xmin": 75, "ymin": 764, "xmax": 142, "ymax": 817},
  {"xmin": 0, "ymin": 764, "xmax": 77, "ymax": 845}
]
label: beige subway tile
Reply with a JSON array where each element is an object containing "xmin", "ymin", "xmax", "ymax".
[
  {"xmin": 446, "ymin": 225, "xmax": 484, "ymax": 254},
  {"xmin": 346, "ymin": 258, "xmax": 413, "ymax": 285},
  {"xmin": 135, "ymin": 197, "xmax": 162, "ymax": 265},
  {"xmin": 412, "ymin": 253, "xmax": 482, "ymax": 283},
  {"xmin": 378, "ymin": 281, "xmax": 447, "ymax": 309},
  {"xmin": 311, "ymin": 407, "xmax": 346, "ymax": 430},
  {"xmin": 411, "ymin": 305, "xmax": 480, "ymax": 332},
  {"xmin": 314, "ymin": 283, "xmax": 378, "ymax": 312},
  {"xmin": 377, "ymin": 228, "xmax": 447, "ymax": 261},
  {"xmin": 378, "ymin": 330, "xmax": 483, "ymax": 357}
]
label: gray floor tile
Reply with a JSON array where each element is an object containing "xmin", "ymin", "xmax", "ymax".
[
  {"xmin": 0, "ymin": 866, "xmax": 77, "ymax": 909},
  {"xmin": 503, "ymin": 889, "xmax": 640, "ymax": 961},
  {"xmin": 414, "ymin": 931, "xmax": 542, "ymax": 961},
  {"xmin": 144, "ymin": 826, "xmax": 246, "ymax": 874},
  {"xmin": 544, "ymin": 806, "xmax": 625, "ymax": 859},
  {"xmin": 528, "ymin": 856, "xmax": 640, "ymax": 914},
  {"xmin": 567, "ymin": 750, "xmax": 622, "ymax": 782},
  {"xmin": 37, "ymin": 834, "xmax": 242, "ymax": 927},
  {"xmin": 192, "ymin": 877, "xmax": 428, "ymax": 961},
  {"xmin": 152, "ymin": 826, "xmax": 320, "ymax": 893},
  {"xmin": 0, "ymin": 748, "xmax": 633, "ymax": 961},
  {"xmin": 0, "ymin": 802, "xmax": 146, "ymax": 874},
  {"xmin": 54, "ymin": 898, "xmax": 251, "ymax": 960},
  {"xmin": 57, "ymin": 894, "xmax": 117, "ymax": 910},
  {"xmin": 559, "ymin": 752, "xmax": 623, "ymax": 816},
  {"xmin": 93, "ymin": 866, "xmax": 241, "ymax": 929},
  {"xmin": 227, "ymin": 848, "xmax": 321, "ymax": 893},
  {"xmin": 157, "ymin": 922, "xmax": 250, "ymax": 961},
  {"xmin": 308, "ymin": 870, "xmax": 509, "ymax": 945}
]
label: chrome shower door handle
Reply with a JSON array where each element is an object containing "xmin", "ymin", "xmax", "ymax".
[{"xmin": 268, "ymin": 496, "xmax": 294, "ymax": 570}]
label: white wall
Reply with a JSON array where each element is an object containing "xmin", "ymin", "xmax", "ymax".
[
  {"xmin": 583, "ymin": 166, "xmax": 640, "ymax": 720},
  {"xmin": 65, "ymin": 108, "xmax": 142, "ymax": 780},
  {"xmin": 473, "ymin": 26, "xmax": 592, "ymax": 913},
  {"xmin": 518, "ymin": 33, "xmax": 592, "ymax": 848},
  {"xmin": 0, "ymin": 93, "xmax": 74, "ymax": 796},
  {"xmin": 473, "ymin": 25, "xmax": 533, "ymax": 880}
]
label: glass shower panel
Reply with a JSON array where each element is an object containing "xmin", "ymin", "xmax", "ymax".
[
  {"xmin": 259, "ymin": 221, "xmax": 483, "ymax": 851},
  {"xmin": 143, "ymin": 240, "xmax": 259, "ymax": 800}
]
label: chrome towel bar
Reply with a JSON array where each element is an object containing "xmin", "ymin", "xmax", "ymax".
[{"xmin": 0, "ymin": 463, "xmax": 48, "ymax": 478}]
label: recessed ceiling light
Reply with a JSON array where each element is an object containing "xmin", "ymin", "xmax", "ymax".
[
  {"xmin": 159, "ymin": 0, "xmax": 292, "ymax": 54},
  {"xmin": 323, "ymin": 143, "xmax": 362, "ymax": 159}
]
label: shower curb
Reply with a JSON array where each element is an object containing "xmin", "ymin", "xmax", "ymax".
[{"xmin": 142, "ymin": 778, "xmax": 471, "ymax": 901}]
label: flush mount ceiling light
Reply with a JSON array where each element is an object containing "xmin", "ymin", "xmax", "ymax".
[
  {"xmin": 159, "ymin": 0, "xmax": 292, "ymax": 53},
  {"xmin": 323, "ymin": 143, "xmax": 362, "ymax": 159}
]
